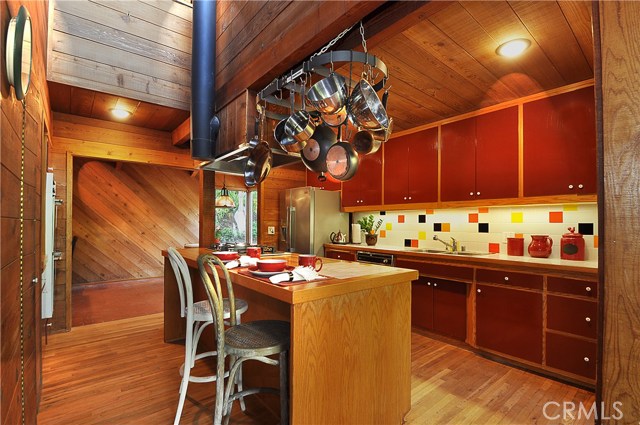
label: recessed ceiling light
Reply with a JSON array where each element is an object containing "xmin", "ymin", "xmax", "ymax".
[
  {"xmin": 496, "ymin": 38, "xmax": 531, "ymax": 58},
  {"xmin": 110, "ymin": 108, "xmax": 132, "ymax": 119}
]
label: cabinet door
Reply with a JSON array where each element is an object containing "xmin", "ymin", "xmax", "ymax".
[
  {"xmin": 324, "ymin": 249, "xmax": 355, "ymax": 261},
  {"xmin": 433, "ymin": 279, "xmax": 467, "ymax": 341},
  {"xmin": 546, "ymin": 332, "xmax": 596, "ymax": 379},
  {"xmin": 547, "ymin": 295, "xmax": 597, "ymax": 339},
  {"xmin": 476, "ymin": 284, "xmax": 543, "ymax": 363},
  {"xmin": 523, "ymin": 87, "xmax": 596, "ymax": 196},
  {"xmin": 441, "ymin": 117, "xmax": 476, "ymax": 201},
  {"xmin": 306, "ymin": 169, "xmax": 341, "ymax": 191},
  {"xmin": 407, "ymin": 127, "xmax": 438, "ymax": 203},
  {"xmin": 383, "ymin": 136, "xmax": 409, "ymax": 204},
  {"xmin": 475, "ymin": 107, "xmax": 519, "ymax": 200},
  {"xmin": 411, "ymin": 277, "xmax": 434, "ymax": 330},
  {"xmin": 343, "ymin": 148, "xmax": 383, "ymax": 207}
]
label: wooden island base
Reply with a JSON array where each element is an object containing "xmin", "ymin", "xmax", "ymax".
[{"xmin": 163, "ymin": 248, "xmax": 417, "ymax": 424}]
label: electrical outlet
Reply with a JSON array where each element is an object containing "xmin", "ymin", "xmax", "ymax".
[
  {"xmin": 503, "ymin": 232, "xmax": 515, "ymax": 243},
  {"xmin": 267, "ymin": 226, "xmax": 275, "ymax": 235}
]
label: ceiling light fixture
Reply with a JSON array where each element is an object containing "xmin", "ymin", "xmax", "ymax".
[
  {"xmin": 215, "ymin": 176, "xmax": 235, "ymax": 208},
  {"xmin": 110, "ymin": 108, "xmax": 132, "ymax": 119},
  {"xmin": 496, "ymin": 38, "xmax": 531, "ymax": 58}
]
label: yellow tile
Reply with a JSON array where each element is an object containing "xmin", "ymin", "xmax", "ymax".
[
  {"xmin": 380, "ymin": 230, "xmax": 386, "ymax": 238},
  {"xmin": 385, "ymin": 223, "xmax": 393, "ymax": 231},
  {"xmin": 418, "ymin": 231, "xmax": 427, "ymax": 240},
  {"xmin": 511, "ymin": 212, "xmax": 523, "ymax": 223},
  {"xmin": 515, "ymin": 233, "xmax": 524, "ymax": 239},
  {"xmin": 563, "ymin": 204, "xmax": 578, "ymax": 211},
  {"xmin": 442, "ymin": 223, "xmax": 451, "ymax": 232}
]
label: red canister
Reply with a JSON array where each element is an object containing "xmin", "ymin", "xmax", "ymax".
[
  {"xmin": 560, "ymin": 227, "xmax": 585, "ymax": 261},
  {"xmin": 507, "ymin": 237, "xmax": 524, "ymax": 256}
]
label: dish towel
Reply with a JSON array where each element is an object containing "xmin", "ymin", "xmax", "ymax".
[{"xmin": 269, "ymin": 266, "xmax": 325, "ymax": 284}]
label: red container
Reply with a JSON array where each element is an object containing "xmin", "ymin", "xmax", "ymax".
[
  {"xmin": 298, "ymin": 254, "xmax": 323, "ymax": 271},
  {"xmin": 256, "ymin": 259, "xmax": 287, "ymax": 272},
  {"xmin": 560, "ymin": 227, "xmax": 585, "ymax": 261},
  {"xmin": 528, "ymin": 235, "xmax": 553, "ymax": 258},
  {"xmin": 211, "ymin": 251, "xmax": 239, "ymax": 261},
  {"xmin": 507, "ymin": 238, "xmax": 524, "ymax": 256},
  {"xmin": 246, "ymin": 246, "xmax": 261, "ymax": 258}
]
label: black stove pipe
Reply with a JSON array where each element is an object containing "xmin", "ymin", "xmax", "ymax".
[{"xmin": 190, "ymin": 0, "xmax": 220, "ymax": 160}]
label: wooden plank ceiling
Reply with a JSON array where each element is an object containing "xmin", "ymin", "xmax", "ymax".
[{"xmin": 46, "ymin": 0, "xmax": 594, "ymax": 135}]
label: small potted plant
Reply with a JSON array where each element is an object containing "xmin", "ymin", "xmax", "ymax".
[{"xmin": 357, "ymin": 214, "xmax": 383, "ymax": 246}]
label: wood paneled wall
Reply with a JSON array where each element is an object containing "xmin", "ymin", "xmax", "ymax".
[
  {"xmin": 72, "ymin": 159, "xmax": 199, "ymax": 284},
  {"xmin": 257, "ymin": 164, "xmax": 306, "ymax": 248},
  {"xmin": 1, "ymin": 1, "xmax": 50, "ymax": 422},
  {"xmin": 597, "ymin": 2, "xmax": 640, "ymax": 422},
  {"xmin": 50, "ymin": 113, "xmax": 198, "ymax": 331},
  {"xmin": 47, "ymin": 0, "xmax": 192, "ymax": 110}
]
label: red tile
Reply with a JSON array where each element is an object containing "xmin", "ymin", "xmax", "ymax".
[
  {"xmin": 549, "ymin": 211, "xmax": 564, "ymax": 223},
  {"xmin": 468, "ymin": 213, "xmax": 479, "ymax": 223},
  {"xmin": 398, "ymin": 215, "xmax": 405, "ymax": 223},
  {"xmin": 478, "ymin": 207, "xmax": 489, "ymax": 213},
  {"xmin": 489, "ymin": 243, "xmax": 500, "ymax": 253},
  {"xmin": 411, "ymin": 239, "xmax": 419, "ymax": 248},
  {"xmin": 425, "ymin": 209, "xmax": 435, "ymax": 214}
]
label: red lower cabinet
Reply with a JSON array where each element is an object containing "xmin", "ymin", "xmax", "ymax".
[
  {"xmin": 476, "ymin": 284, "xmax": 543, "ymax": 363},
  {"xmin": 411, "ymin": 277, "xmax": 434, "ymax": 330},
  {"xmin": 411, "ymin": 276, "xmax": 467, "ymax": 341},
  {"xmin": 546, "ymin": 332, "xmax": 596, "ymax": 379}
]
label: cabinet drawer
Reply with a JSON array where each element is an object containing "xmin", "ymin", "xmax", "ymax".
[
  {"xmin": 547, "ymin": 295, "xmax": 597, "ymax": 339},
  {"xmin": 476, "ymin": 268, "xmax": 543, "ymax": 290},
  {"xmin": 547, "ymin": 276, "xmax": 597, "ymax": 298},
  {"xmin": 396, "ymin": 259, "xmax": 473, "ymax": 281},
  {"xmin": 325, "ymin": 250, "xmax": 355, "ymax": 261},
  {"xmin": 546, "ymin": 332, "xmax": 596, "ymax": 379}
]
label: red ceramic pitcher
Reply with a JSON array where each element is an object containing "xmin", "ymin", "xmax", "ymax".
[{"xmin": 528, "ymin": 235, "xmax": 553, "ymax": 258}]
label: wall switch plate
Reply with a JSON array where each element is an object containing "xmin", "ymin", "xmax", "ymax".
[
  {"xmin": 503, "ymin": 232, "xmax": 515, "ymax": 243},
  {"xmin": 267, "ymin": 226, "xmax": 275, "ymax": 235}
]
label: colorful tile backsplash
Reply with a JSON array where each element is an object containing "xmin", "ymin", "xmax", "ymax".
[{"xmin": 355, "ymin": 203, "xmax": 598, "ymax": 260}]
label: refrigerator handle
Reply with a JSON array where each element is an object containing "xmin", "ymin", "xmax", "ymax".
[{"xmin": 289, "ymin": 207, "xmax": 296, "ymax": 252}]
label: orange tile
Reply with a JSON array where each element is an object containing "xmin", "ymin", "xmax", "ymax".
[
  {"xmin": 380, "ymin": 230, "xmax": 386, "ymax": 238},
  {"xmin": 468, "ymin": 213, "xmax": 479, "ymax": 223},
  {"xmin": 594, "ymin": 235, "xmax": 598, "ymax": 248},
  {"xmin": 515, "ymin": 233, "xmax": 524, "ymax": 239},
  {"xmin": 549, "ymin": 211, "xmax": 564, "ymax": 223},
  {"xmin": 398, "ymin": 215, "xmax": 405, "ymax": 223},
  {"xmin": 442, "ymin": 223, "xmax": 451, "ymax": 232},
  {"xmin": 425, "ymin": 209, "xmax": 435, "ymax": 214},
  {"xmin": 478, "ymin": 207, "xmax": 489, "ymax": 214},
  {"xmin": 488, "ymin": 243, "xmax": 500, "ymax": 253},
  {"xmin": 411, "ymin": 239, "xmax": 419, "ymax": 248}
]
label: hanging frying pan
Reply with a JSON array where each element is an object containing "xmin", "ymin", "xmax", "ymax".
[
  {"xmin": 244, "ymin": 140, "xmax": 272, "ymax": 187},
  {"xmin": 300, "ymin": 124, "xmax": 337, "ymax": 173},
  {"xmin": 326, "ymin": 126, "xmax": 359, "ymax": 181}
]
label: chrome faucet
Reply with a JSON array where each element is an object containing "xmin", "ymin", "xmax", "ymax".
[{"xmin": 433, "ymin": 235, "xmax": 459, "ymax": 252}]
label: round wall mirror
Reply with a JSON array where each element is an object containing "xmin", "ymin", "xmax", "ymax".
[{"xmin": 5, "ymin": 5, "xmax": 33, "ymax": 100}]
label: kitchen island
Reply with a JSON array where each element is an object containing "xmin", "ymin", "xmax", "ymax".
[{"xmin": 162, "ymin": 248, "xmax": 418, "ymax": 424}]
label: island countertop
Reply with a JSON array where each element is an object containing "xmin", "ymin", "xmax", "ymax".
[{"xmin": 162, "ymin": 248, "xmax": 416, "ymax": 424}]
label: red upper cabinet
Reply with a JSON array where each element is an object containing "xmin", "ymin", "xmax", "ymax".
[
  {"xmin": 523, "ymin": 87, "xmax": 596, "ymax": 196},
  {"xmin": 342, "ymin": 147, "xmax": 383, "ymax": 208},
  {"xmin": 384, "ymin": 127, "xmax": 438, "ymax": 205},
  {"xmin": 306, "ymin": 169, "xmax": 341, "ymax": 191},
  {"xmin": 441, "ymin": 107, "xmax": 518, "ymax": 202}
]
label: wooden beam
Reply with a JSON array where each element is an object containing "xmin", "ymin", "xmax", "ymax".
[
  {"xmin": 335, "ymin": 1, "xmax": 453, "ymax": 51},
  {"xmin": 172, "ymin": 117, "xmax": 190, "ymax": 146}
]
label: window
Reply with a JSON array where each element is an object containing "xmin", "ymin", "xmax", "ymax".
[{"xmin": 215, "ymin": 189, "xmax": 258, "ymax": 245}]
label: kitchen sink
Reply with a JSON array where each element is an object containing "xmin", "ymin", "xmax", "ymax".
[{"xmin": 406, "ymin": 248, "xmax": 494, "ymax": 256}]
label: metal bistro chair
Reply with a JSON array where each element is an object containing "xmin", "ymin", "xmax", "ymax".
[
  {"xmin": 198, "ymin": 253, "xmax": 290, "ymax": 425},
  {"xmin": 167, "ymin": 247, "xmax": 249, "ymax": 425}
]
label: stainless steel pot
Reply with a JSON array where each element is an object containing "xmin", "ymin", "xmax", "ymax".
[
  {"xmin": 285, "ymin": 110, "xmax": 317, "ymax": 142},
  {"xmin": 348, "ymin": 79, "xmax": 390, "ymax": 130},
  {"xmin": 306, "ymin": 73, "xmax": 348, "ymax": 114},
  {"xmin": 301, "ymin": 124, "xmax": 337, "ymax": 173},
  {"xmin": 274, "ymin": 118, "xmax": 306, "ymax": 152},
  {"xmin": 351, "ymin": 118, "xmax": 393, "ymax": 155},
  {"xmin": 321, "ymin": 106, "xmax": 348, "ymax": 128}
]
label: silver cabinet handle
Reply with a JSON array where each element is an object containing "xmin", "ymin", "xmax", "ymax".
[
  {"xmin": 477, "ymin": 288, "xmax": 482, "ymax": 293},
  {"xmin": 433, "ymin": 283, "xmax": 438, "ymax": 287},
  {"xmin": 469, "ymin": 192, "xmax": 474, "ymax": 196},
  {"xmin": 504, "ymin": 276, "xmax": 509, "ymax": 281},
  {"xmin": 476, "ymin": 191, "xmax": 481, "ymax": 196},
  {"xmin": 586, "ymin": 286, "xmax": 592, "ymax": 292},
  {"xmin": 584, "ymin": 357, "xmax": 590, "ymax": 362},
  {"xmin": 403, "ymin": 196, "xmax": 407, "ymax": 200},
  {"xmin": 578, "ymin": 184, "xmax": 584, "ymax": 189},
  {"xmin": 427, "ymin": 282, "xmax": 431, "ymax": 286},
  {"xmin": 568, "ymin": 184, "xmax": 574, "ymax": 189},
  {"xmin": 408, "ymin": 196, "xmax": 412, "ymax": 200},
  {"xmin": 585, "ymin": 317, "xmax": 591, "ymax": 322}
]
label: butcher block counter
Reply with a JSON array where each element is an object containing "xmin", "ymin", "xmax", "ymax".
[{"xmin": 162, "ymin": 248, "xmax": 418, "ymax": 424}]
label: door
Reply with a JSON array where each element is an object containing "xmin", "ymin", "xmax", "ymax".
[
  {"xmin": 411, "ymin": 277, "xmax": 434, "ymax": 330},
  {"xmin": 433, "ymin": 279, "xmax": 467, "ymax": 341},
  {"xmin": 383, "ymin": 136, "xmax": 409, "ymax": 204},
  {"xmin": 407, "ymin": 127, "xmax": 438, "ymax": 203},
  {"xmin": 342, "ymin": 147, "xmax": 383, "ymax": 207},
  {"xmin": 441, "ymin": 117, "xmax": 476, "ymax": 201}
]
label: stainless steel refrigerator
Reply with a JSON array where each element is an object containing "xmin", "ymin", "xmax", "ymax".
[{"xmin": 279, "ymin": 187, "xmax": 349, "ymax": 256}]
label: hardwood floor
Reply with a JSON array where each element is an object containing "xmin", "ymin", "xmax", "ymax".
[{"xmin": 38, "ymin": 313, "xmax": 595, "ymax": 425}]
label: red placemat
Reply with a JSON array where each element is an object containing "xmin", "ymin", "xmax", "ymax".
[{"xmin": 237, "ymin": 267, "xmax": 327, "ymax": 286}]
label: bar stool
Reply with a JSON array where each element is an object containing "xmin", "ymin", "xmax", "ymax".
[
  {"xmin": 167, "ymin": 247, "xmax": 249, "ymax": 425},
  {"xmin": 198, "ymin": 253, "xmax": 290, "ymax": 425}
]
